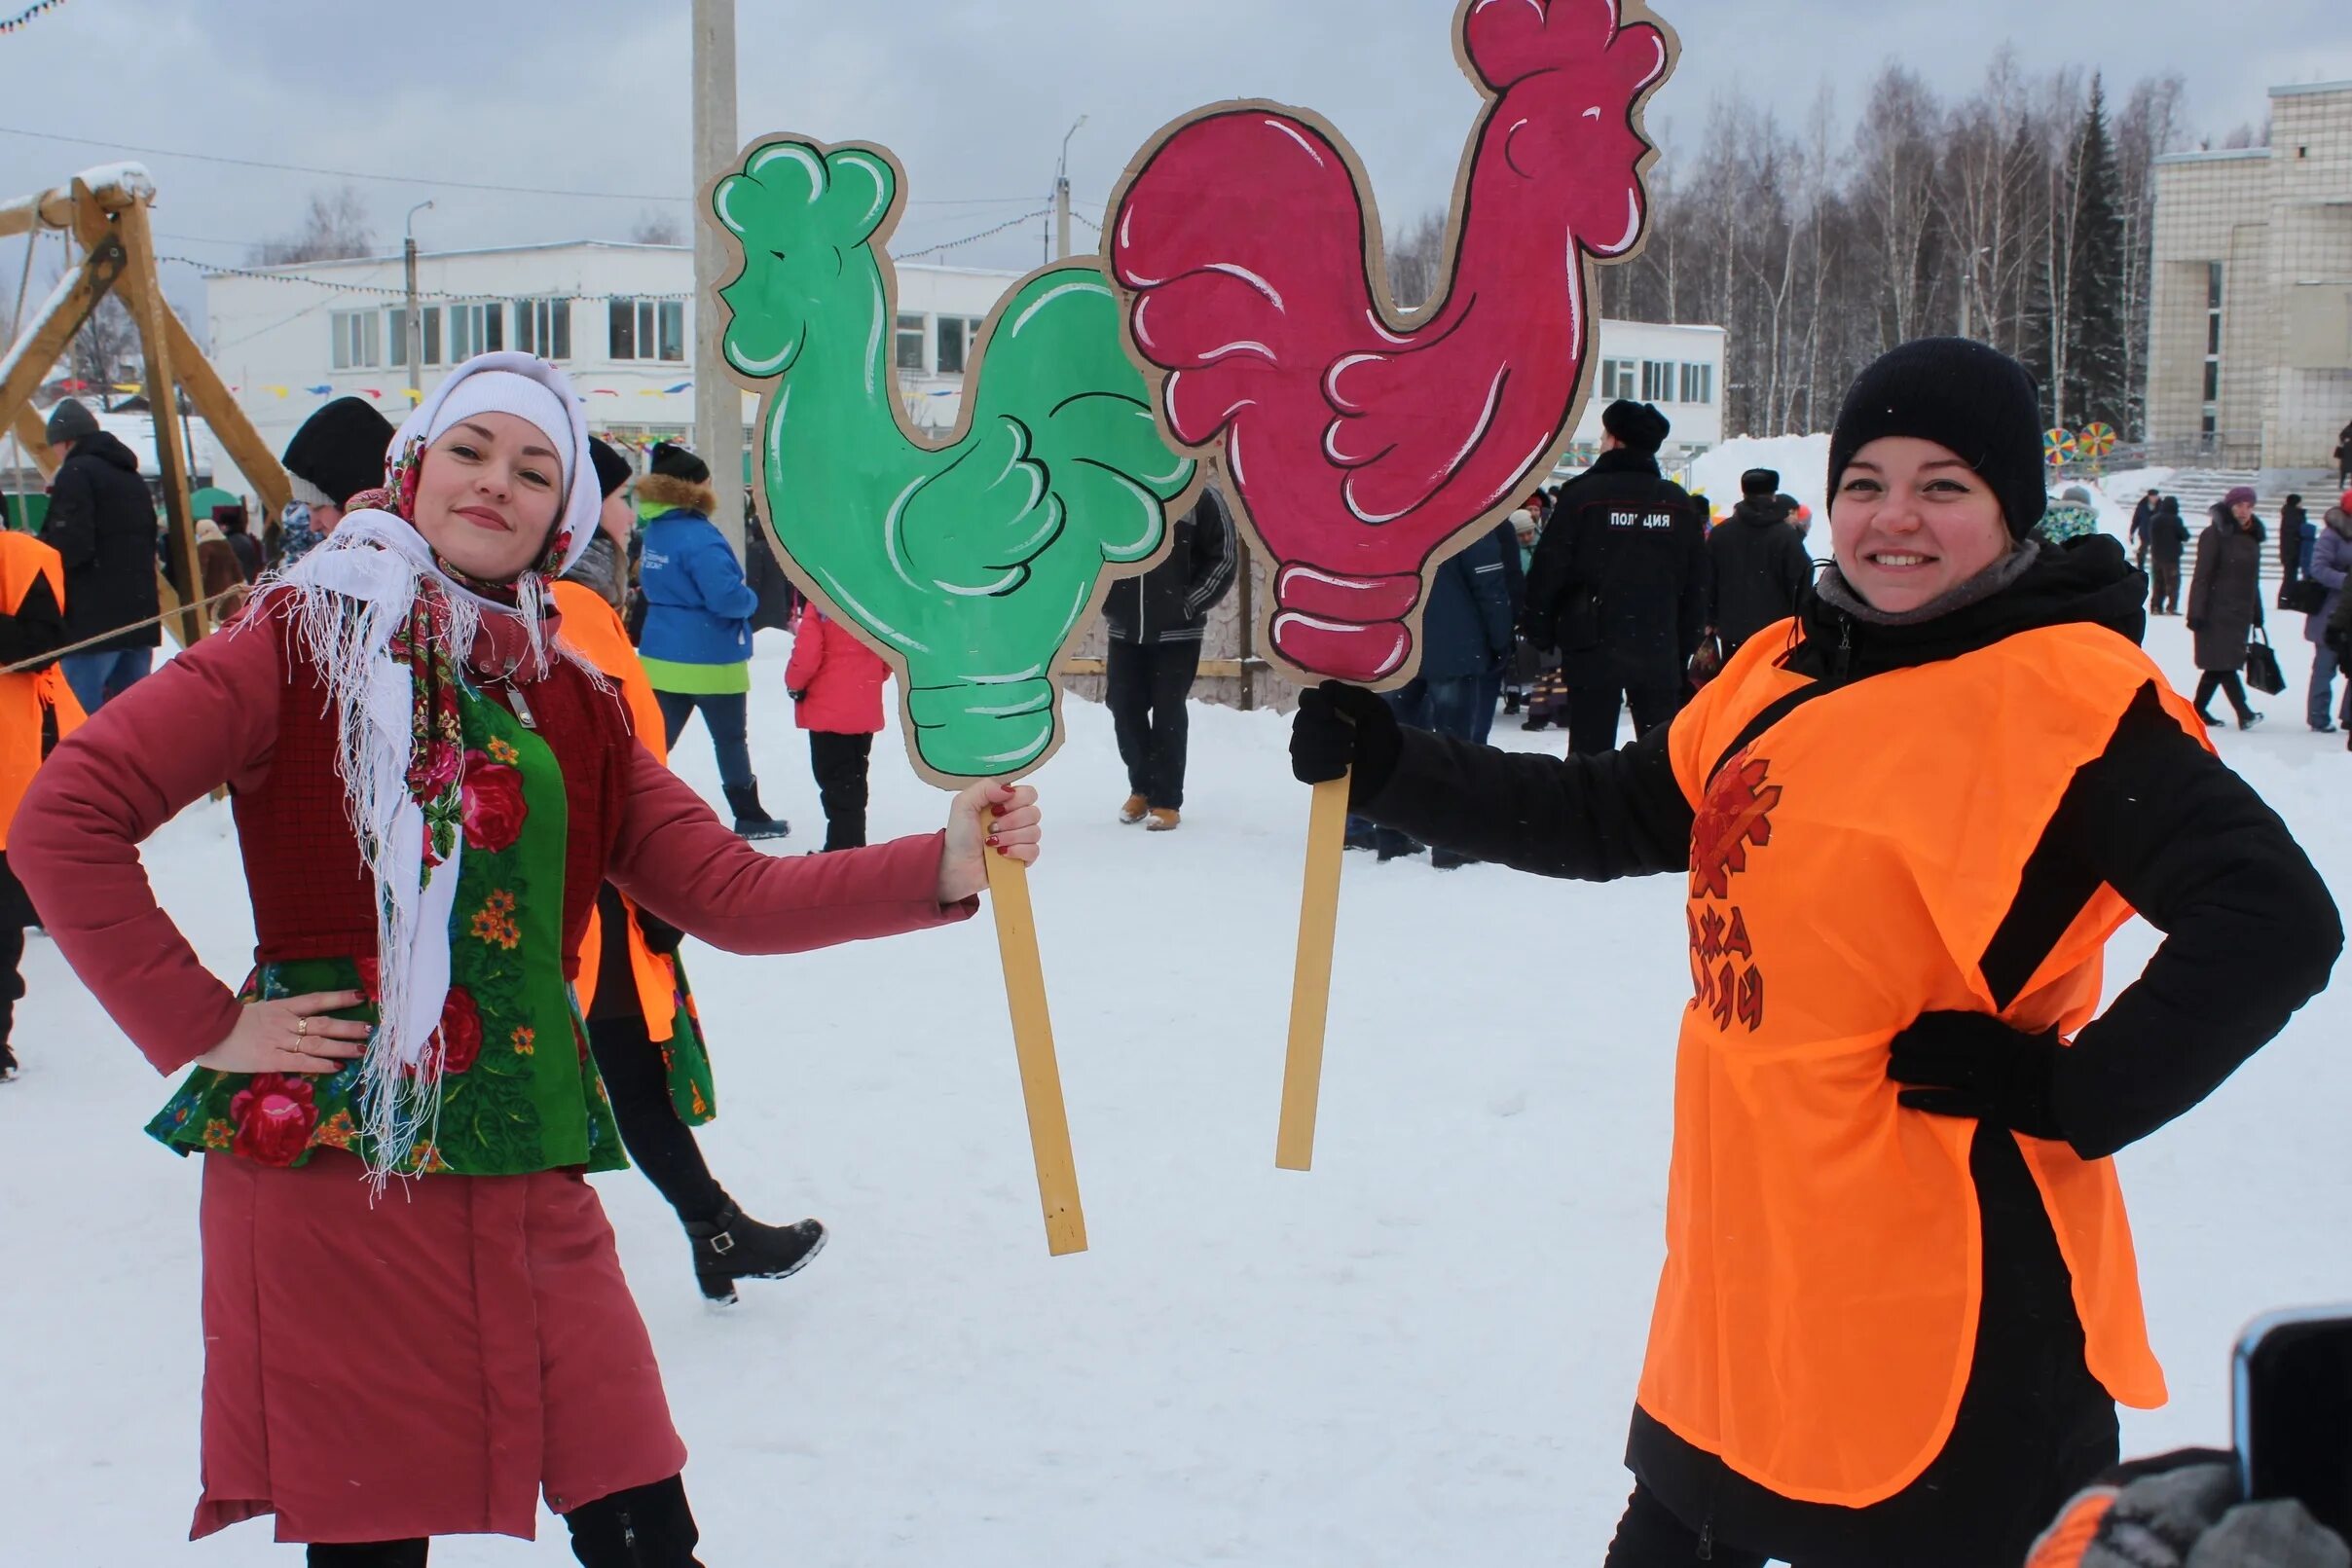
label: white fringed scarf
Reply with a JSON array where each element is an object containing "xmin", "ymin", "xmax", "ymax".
[{"xmin": 243, "ymin": 353, "xmax": 602, "ymax": 1182}]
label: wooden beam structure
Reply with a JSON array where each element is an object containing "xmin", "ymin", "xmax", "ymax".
[
  {"xmin": 0, "ymin": 232, "xmax": 126, "ymax": 441},
  {"xmin": 10, "ymin": 407, "xmax": 57, "ymax": 481},
  {"xmin": 110, "ymin": 194, "xmax": 208, "ymax": 647}
]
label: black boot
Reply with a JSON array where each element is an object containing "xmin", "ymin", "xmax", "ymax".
[
  {"xmin": 0, "ymin": 1041, "xmax": 17, "ymax": 1082},
  {"xmin": 719, "ymin": 780, "xmax": 790, "ymax": 842},
  {"xmin": 684, "ymin": 1199, "xmax": 827, "ymax": 1305},
  {"xmin": 564, "ymin": 1475, "xmax": 704, "ymax": 1568}
]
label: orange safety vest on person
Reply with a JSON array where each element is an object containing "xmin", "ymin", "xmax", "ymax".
[
  {"xmin": 553, "ymin": 578, "xmax": 677, "ymax": 1037},
  {"xmin": 0, "ymin": 529, "xmax": 85, "ymax": 848},
  {"xmin": 1644, "ymin": 616, "xmax": 2207, "ymax": 1508}
]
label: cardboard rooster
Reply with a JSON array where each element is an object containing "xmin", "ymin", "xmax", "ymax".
[
  {"xmin": 707, "ymin": 134, "xmax": 1203, "ymax": 1254},
  {"xmin": 1109, "ymin": 0, "xmax": 1676, "ymax": 1167}
]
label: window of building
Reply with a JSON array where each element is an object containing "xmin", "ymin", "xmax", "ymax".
[
  {"xmin": 607, "ymin": 298, "xmax": 683, "ymax": 362},
  {"xmin": 1600, "ymin": 358, "xmax": 1636, "ymax": 400},
  {"xmin": 386, "ymin": 306, "xmax": 445, "ymax": 368},
  {"xmin": 1641, "ymin": 359, "xmax": 1677, "ymax": 402},
  {"xmin": 2207, "ymin": 313, "xmax": 2222, "ymax": 354},
  {"xmin": 329, "ymin": 309, "xmax": 381, "ymax": 370},
  {"xmin": 513, "ymin": 298, "xmax": 572, "ymax": 361},
  {"xmin": 935, "ymin": 315, "xmax": 987, "ymax": 376},
  {"xmin": 450, "ymin": 301, "xmax": 503, "ymax": 360},
  {"xmin": 1679, "ymin": 363, "xmax": 1714, "ymax": 406},
  {"xmin": 896, "ymin": 313, "xmax": 928, "ymax": 373},
  {"xmin": 2207, "ymin": 262, "xmax": 2223, "ymax": 309},
  {"xmin": 2201, "ymin": 360, "xmax": 2220, "ymax": 401}
]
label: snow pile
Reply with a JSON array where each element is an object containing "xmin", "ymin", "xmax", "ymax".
[
  {"xmin": 1687, "ymin": 433, "xmax": 1831, "ymax": 520},
  {"xmin": 2, "ymin": 620, "xmax": 2345, "ymax": 1564}
]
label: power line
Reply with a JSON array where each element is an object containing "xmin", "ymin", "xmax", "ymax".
[
  {"xmin": 0, "ymin": 125, "xmax": 1051, "ymax": 208},
  {"xmin": 897, "ymin": 207, "xmax": 1051, "ymax": 262}
]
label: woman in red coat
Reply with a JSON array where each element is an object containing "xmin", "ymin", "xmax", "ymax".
[
  {"xmin": 784, "ymin": 602, "xmax": 890, "ymax": 851},
  {"xmin": 10, "ymin": 352, "xmax": 1042, "ymax": 1567}
]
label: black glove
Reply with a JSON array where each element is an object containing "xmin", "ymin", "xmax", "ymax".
[
  {"xmin": 1289, "ymin": 680, "xmax": 1402, "ymax": 803},
  {"xmin": 787, "ymin": 689, "xmax": 806, "ymax": 703},
  {"xmin": 1886, "ymin": 1010, "xmax": 2066, "ymax": 1141},
  {"xmin": 634, "ymin": 907, "xmax": 686, "ymax": 957}
]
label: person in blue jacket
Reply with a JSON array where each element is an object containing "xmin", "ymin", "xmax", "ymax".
[
  {"xmin": 634, "ymin": 442, "xmax": 789, "ymax": 840},
  {"xmin": 1346, "ymin": 523, "xmax": 1518, "ymax": 867}
]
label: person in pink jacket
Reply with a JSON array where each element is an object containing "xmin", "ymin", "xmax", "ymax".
[
  {"xmin": 8, "ymin": 353, "xmax": 1043, "ymax": 1567},
  {"xmin": 784, "ymin": 602, "xmax": 890, "ymax": 852}
]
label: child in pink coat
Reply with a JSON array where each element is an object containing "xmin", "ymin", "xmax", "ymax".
[{"xmin": 785, "ymin": 605, "xmax": 890, "ymax": 851}]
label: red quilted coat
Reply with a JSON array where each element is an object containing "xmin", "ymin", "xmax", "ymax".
[{"xmin": 784, "ymin": 605, "xmax": 888, "ymax": 734}]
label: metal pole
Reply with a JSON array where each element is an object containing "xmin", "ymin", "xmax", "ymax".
[
  {"xmin": 1054, "ymin": 115, "xmax": 1086, "ymax": 263},
  {"xmin": 404, "ymin": 201, "xmax": 432, "ymax": 408},
  {"xmin": 692, "ymin": 0, "xmax": 746, "ymax": 559}
]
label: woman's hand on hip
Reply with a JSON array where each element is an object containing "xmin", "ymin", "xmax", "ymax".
[
  {"xmin": 193, "ymin": 991, "xmax": 370, "ymax": 1076},
  {"xmin": 937, "ymin": 781, "xmax": 1042, "ymax": 903}
]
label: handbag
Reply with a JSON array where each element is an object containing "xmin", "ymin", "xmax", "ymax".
[
  {"xmin": 2243, "ymin": 626, "xmax": 2288, "ymax": 696},
  {"xmin": 2278, "ymin": 578, "xmax": 2326, "ymax": 614}
]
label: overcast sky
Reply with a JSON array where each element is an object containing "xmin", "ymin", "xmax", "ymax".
[{"xmin": 2, "ymin": 0, "xmax": 2344, "ymax": 338}]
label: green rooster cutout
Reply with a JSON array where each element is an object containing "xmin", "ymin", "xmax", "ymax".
[{"xmin": 706, "ymin": 136, "xmax": 1200, "ymax": 786}]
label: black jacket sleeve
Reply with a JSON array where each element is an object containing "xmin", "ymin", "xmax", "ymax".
[
  {"xmin": 1997, "ymin": 683, "xmax": 2343, "ymax": 1159},
  {"xmin": 43, "ymin": 463, "xmax": 97, "ymax": 572},
  {"xmin": 1676, "ymin": 508, "xmax": 1711, "ymax": 660},
  {"xmin": 0, "ymin": 572, "xmax": 68, "ymax": 669},
  {"xmin": 1180, "ymin": 494, "xmax": 1238, "ymax": 621},
  {"xmin": 1354, "ymin": 719, "xmax": 1693, "ymax": 881},
  {"xmin": 1777, "ymin": 527, "xmax": 1814, "ymax": 609}
]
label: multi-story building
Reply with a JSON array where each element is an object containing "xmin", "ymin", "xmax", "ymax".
[
  {"xmin": 2146, "ymin": 81, "xmax": 2352, "ymax": 475},
  {"xmin": 203, "ymin": 239, "xmax": 1727, "ymax": 492}
]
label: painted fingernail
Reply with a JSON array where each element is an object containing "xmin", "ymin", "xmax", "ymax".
[{"xmin": 985, "ymin": 834, "xmax": 1000, "ymax": 847}]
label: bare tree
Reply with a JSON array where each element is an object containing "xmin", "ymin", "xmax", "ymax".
[
  {"xmin": 630, "ymin": 208, "xmax": 685, "ymax": 246},
  {"xmin": 251, "ymin": 187, "xmax": 376, "ymax": 266},
  {"xmin": 1852, "ymin": 65, "xmax": 1946, "ymax": 350},
  {"xmin": 1381, "ymin": 209, "xmax": 1448, "ymax": 310},
  {"xmin": 55, "ymin": 272, "xmax": 139, "ymax": 396}
]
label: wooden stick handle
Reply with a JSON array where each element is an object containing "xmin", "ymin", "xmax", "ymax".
[
  {"xmin": 1276, "ymin": 772, "xmax": 1350, "ymax": 1171},
  {"xmin": 982, "ymin": 843, "xmax": 1088, "ymax": 1256}
]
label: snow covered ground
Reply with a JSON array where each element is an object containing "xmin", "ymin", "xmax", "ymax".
[{"xmin": 3, "ymin": 601, "xmax": 2345, "ymax": 1565}]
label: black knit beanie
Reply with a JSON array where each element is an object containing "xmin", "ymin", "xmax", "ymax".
[
  {"xmin": 649, "ymin": 441, "xmax": 711, "ymax": 486},
  {"xmin": 282, "ymin": 396, "xmax": 397, "ymax": 508},
  {"xmin": 588, "ymin": 437, "xmax": 634, "ymax": 499},
  {"xmin": 1826, "ymin": 338, "xmax": 2045, "ymax": 537}
]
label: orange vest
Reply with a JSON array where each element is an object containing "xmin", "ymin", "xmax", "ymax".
[
  {"xmin": 0, "ymin": 530, "xmax": 85, "ymax": 849},
  {"xmin": 1644, "ymin": 616, "xmax": 2204, "ymax": 1507},
  {"xmin": 553, "ymin": 579, "xmax": 677, "ymax": 1037}
]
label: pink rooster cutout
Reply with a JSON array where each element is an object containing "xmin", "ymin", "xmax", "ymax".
[{"xmin": 1111, "ymin": 0, "xmax": 1674, "ymax": 684}]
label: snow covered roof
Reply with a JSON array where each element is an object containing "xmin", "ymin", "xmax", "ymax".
[{"xmin": 30, "ymin": 404, "xmax": 220, "ymax": 480}]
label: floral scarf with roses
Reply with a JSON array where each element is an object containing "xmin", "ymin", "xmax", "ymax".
[{"xmin": 146, "ymin": 681, "xmax": 625, "ymax": 1176}]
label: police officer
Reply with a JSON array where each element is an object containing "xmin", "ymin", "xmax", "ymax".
[{"xmin": 1523, "ymin": 399, "xmax": 1709, "ymax": 753}]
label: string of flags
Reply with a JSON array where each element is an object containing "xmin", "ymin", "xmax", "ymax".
[{"xmin": 0, "ymin": 0, "xmax": 68, "ymax": 35}]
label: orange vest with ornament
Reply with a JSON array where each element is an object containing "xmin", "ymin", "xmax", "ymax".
[
  {"xmin": 553, "ymin": 579, "xmax": 677, "ymax": 1036},
  {"xmin": 0, "ymin": 529, "xmax": 84, "ymax": 849},
  {"xmin": 1644, "ymin": 615, "xmax": 2206, "ymax": 1507}
]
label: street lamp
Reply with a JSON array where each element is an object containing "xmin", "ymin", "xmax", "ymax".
[
  {"xmin": 404, "ymin": 200, "xmax": 434, "ymax": 403},
  {"xmin": 1053, "ymin": 114, "xmax": 1088, "ymax": 261}
]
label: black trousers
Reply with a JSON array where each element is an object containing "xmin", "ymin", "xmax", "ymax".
[
  {"xmin": 1566, "ymin": 680, "xmax": 1679, "ymax": 755},
  {"xmin": 305, "ymin": 1475, "xmax": 704, "ymax": 1566},
  {"xmin": 1601, "ymin": 1484, "xmax": 1770, "ymax": 1568},
  {"xmin": 0, "ymin": 853, "xmax": 30, "ymax": 1047},
  {"xmin": 808, "ymin": 731, "xmax": 873, "ymax": 852},
  {"xmin": 2194, "ymin": 669, "xmax": 2252, "ymax": 720},
  {"xmin": 2150, "ymin": 556, "xmax": 2182, "ymax": 613},
  {"xmin": 1106, "ymin": 638, "xmax": 1201, "ymax": 809},
  {"xmin": 585, "ymin": 1010, "xmax": 726, "ymax": 1225}
]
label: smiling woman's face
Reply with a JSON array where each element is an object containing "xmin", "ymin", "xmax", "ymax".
[
  {"xmin": 1828, "ymin": 436, "xmax": 2013, "ymax": 614},
  {"xmin": 410, "ymin": 413, "xmax": 565, "ymax": 583}
]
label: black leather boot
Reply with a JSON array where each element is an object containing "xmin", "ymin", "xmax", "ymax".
[
  {"xmin": 308, "ymin": 1542, "xmax": 428, "ymax": 1567},
  {"xmin": 683, "ymin": 1199, "xmax": 827, "ymax": 1305},
  {"xmin": 719, "ymin": 780, "xmax": 790, "ymax": 842},
  {"xmin": 563, "ymin": 1475, "xmax": 704, "ymax": 1567}
]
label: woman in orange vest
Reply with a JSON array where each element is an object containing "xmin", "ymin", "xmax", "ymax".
[
  {"xmin": 0, "ymin": 524, "xmax": 82, "ymax": 1082},
  {"xmin": 557, "ymin": 438, "xmax": 824, "ymax": 1303},
  {"xmin": 1291, "ymin": 338, "xmax": 2342, "ymax": 1567}
]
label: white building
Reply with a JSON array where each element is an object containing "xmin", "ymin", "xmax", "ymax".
[
  {"xmin": 203, "ymin": 239, "xmax": 1728, "ymax": 491},
  {"xmin": 201, "ymin": 240, "xmax": 1024, "ymax": 492}
]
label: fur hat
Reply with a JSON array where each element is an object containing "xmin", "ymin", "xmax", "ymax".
[
  {"xmin": 282, "ymin": 396, "xmax": 398, "ymax": 508},
  {"xmin": 1826, "ymin": 337, "xmax": 2046, "ymax": 537},
  {"xmin": 1601, "ymin": 399, "xmax": 1671, "ymax": 455},
  {"xmin": 1740, "ymin": 467, "xmax": 1780, "ymax": 497}
]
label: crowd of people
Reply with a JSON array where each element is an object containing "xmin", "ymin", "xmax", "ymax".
[{"xmin": 0, "ymin": 341, "xmax": 2341, "ymax": 1566}]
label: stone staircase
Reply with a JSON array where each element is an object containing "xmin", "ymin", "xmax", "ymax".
[{"xmin": 2123, "ymin": 468, "xmax": 2337, "ymax": 581}]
